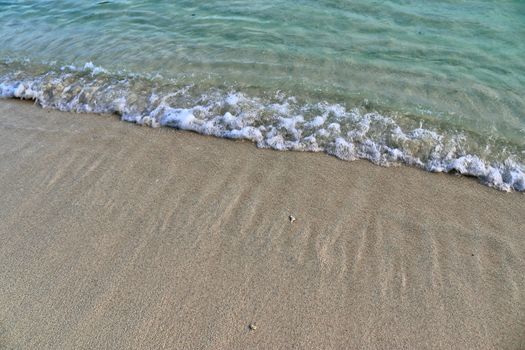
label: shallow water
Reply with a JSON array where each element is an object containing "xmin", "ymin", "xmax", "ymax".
[{"xmin": 1, "ymin": 0, "xmax": 524, "ymax": 190}]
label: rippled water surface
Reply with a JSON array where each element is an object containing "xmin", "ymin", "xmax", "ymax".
[{"xmin": 1, "ymin": 1, "xmax": 524, "ymax": 190}]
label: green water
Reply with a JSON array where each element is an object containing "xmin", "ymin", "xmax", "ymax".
[{"xmin": 1, "ymin": 0, "xmax": 524, "ymax": 190}]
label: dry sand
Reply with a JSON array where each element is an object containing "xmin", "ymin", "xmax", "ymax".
[{"xmin": 0, "ymin": 99, "xmax": 523, "ymax": 349}]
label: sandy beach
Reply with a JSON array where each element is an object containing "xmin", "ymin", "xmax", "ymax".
[{"xmin": 0, "ymin": 99, "xmax": 523, "ymax": 349}]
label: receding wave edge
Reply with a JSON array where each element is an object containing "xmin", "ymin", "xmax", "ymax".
[{"xmin": 1, "ymin": 61, "xmax": 523, "ymax": 192}]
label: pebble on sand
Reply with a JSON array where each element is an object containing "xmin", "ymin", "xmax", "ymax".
[{"xmin": 249, "ymin": 323, "xmax": 257, "ymax": 331}]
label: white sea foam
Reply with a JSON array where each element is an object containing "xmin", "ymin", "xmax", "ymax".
[{"xmin": 1, "ymin": 63, "xmax": 524, "ymax": 192}]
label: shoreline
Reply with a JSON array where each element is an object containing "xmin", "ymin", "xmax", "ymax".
[
  {"xmin": 2, "ymin": 65, "xmax": 524, "ymax": 193},
  {"xmin": 0, "ymin": 99, "xmax": 524, "ymax": 349}
]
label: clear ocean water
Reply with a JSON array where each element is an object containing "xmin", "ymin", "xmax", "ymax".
[{"xmin": 1, "ymin": 0, "xmax": 524, "ymax": 190}]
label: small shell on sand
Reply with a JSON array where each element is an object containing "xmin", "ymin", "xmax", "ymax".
[
  {"xmin": 249, "ymin": 323, "xmax": 257, "ymax": 331},
  {"xmin": 289, "ymin": 215, "xmax": 296, "ymax": 223}
]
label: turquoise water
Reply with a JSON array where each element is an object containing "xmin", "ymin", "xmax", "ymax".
[{"xmin": 1, "ymin": 0, "xmax": 524, "ymax": 190}]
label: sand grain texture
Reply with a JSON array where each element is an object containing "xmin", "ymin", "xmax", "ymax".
[{"xmin": 0, "ymin": 100, "xmax": 523, "ymax": 349}]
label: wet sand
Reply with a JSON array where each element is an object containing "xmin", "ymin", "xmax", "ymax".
[{"xmin": 0, "ymin": 99, "xmax": 523, "ymax": 349}]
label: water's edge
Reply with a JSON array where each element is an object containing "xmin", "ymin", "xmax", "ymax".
[{"xmin": 1, "ymin": 62, "xmax": 523, "ymax": 192}]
